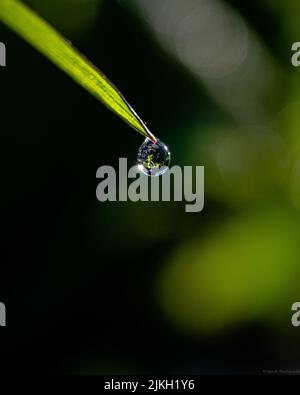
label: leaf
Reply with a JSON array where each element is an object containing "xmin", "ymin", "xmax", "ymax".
[{"xmin": 0, "ymin": 0, "xmax": 156, "ymax": 141}]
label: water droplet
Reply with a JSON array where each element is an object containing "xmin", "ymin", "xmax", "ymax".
[{"xmin": 137, "ymin": 138, "xmax": 171, "ymax": 176}]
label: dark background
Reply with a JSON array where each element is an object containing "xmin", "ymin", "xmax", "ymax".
[{"xmin": 1, "ymin": 0, "xmax": 300, "ymax": 374}]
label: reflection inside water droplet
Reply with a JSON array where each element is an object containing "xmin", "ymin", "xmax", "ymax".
[{"xmin": 137, "ymin": 138, "xmax": 171, "ymax": 176}]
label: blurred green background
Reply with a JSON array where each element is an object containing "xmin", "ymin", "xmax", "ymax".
[{"xmin": 1, "ymin": 0, "xmax": 300, "ymax": 374}]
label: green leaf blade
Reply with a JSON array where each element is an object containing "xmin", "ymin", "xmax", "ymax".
[{"xmin": 0, "ymin": 0, "xmax": 155, "ymax": 141}]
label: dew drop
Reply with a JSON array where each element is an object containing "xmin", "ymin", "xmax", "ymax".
[{"xmin": 137, "ymin": 138, "xmax": 171, "ymax": 176}]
